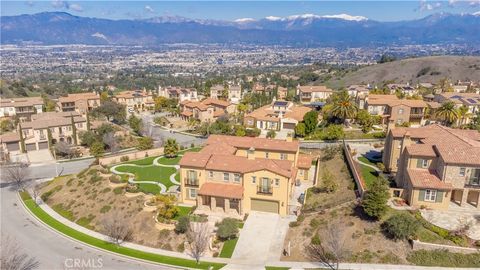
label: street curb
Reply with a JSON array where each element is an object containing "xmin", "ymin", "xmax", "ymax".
[{"xmin": 16, "ymin": 192, "xmax": 204, "ymax": 270}]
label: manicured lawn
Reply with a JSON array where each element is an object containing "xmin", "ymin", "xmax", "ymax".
[
  {"xmin": 264, "ymin": 267, "xmax": 290, "ymax": 270},
  {"xmin": 115, "ymin": 165, "xmax": 176, "ymax": 188},
  {"xmin": 358, "ymin": 163, "xmax": 378, "ymax": 188},
  {"xmin": 219, "ymin": 238, "xmax": 238, "ymax": 258},
  {"xmin": 19, "ymin": 192, "xmax": 225, "ymax": 270},
  {"xmin": 358, "ymin": 156, "xmax": 378, "ymax": 167},
  {"xmin": 173, "ymin": 206, "xmax": 193, "ymax": 221},
  {"xmin": 137, "ymin": 183, "xmax": 162, "ymax": 195}
]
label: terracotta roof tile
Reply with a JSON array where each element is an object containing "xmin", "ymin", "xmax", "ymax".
[
  {"xmin": 297, "ymin": 85, "xmax": 332, "ymax": 93},
  {"xmin": 407, "ymin": 169, "xmax": 453, "ymax": 190},
  {"xmin": 198, "ymin": 182, "xmax": 243, "ymax": 199},
  {"xmin": 207, "ymin": 134, "xmax": 299, "ymax": 152},
  {"xmin": 297, "ymin": 154, "xmax": 313, "ymax": 169}
]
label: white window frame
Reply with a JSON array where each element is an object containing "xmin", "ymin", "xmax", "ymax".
[
  {"xmin": 424, "ymin": 189, "xmax": 437, "ymax": 202},
  {"xmin": 189, "ymin": 188, "xmax": 197, "ymax": 199},
  {"xmin": 422, "ymin": 159, "xmax": 428, "ymax": 168},
  {"xmin": 223, "ymin": 172, "xmax": 229, "ymax": 182},
  {"xmin": 251, "ymin": 176, "xmax": 256, "ymax": 185},
  {"xmin": 459, "ymin": 167, "xmax": 466, "ymax": 177},
  {"xmin": 234, "ymin": 174, "xmax": 241, "ymax": 183}
]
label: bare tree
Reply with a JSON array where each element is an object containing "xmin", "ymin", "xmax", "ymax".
[
  {"xmin": 1, "ymin": 236, "xmax": 40, "ymax": 270},
  {"xmin": 102, "ymin": 132, "xmax": 119, "ymax": 154},
  {"xmin": 54, "ymin": 141, "xmax": 79, "ymax": 159},
  {"xmin": 307, "ymin": 224, "xmax": 348, "ymax": 270},
  {"xmin": 101, "ymin": 211, "xmax": 133, "ymax": 245},
  {"xmin": 187, "ymin": 222, "xmax": 210, "ymax": 264},
  {"xmin": 5, "ymin": 162, "xmax": 29, "ymax": 191}
]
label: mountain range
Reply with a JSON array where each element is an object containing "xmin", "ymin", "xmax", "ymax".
[{"xmin": 1, "ymin": 12, "xmax": 480, "ymax": 46}]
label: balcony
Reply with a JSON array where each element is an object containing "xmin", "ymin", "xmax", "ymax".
[
  {"xmin": 465, "ymin": 178, "xmax": 480, "ymax": 188},
  {"xmin": 184, "ymin": 178, "xmax": 199, "ymax": 187},
  {"xmin": 257, "ymin": 185, "xmax": 273, "ymax": 195}
]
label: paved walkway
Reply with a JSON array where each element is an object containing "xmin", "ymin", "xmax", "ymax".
[
  {"xmin": 421, "ymin": 202, "xmax": 480, "ymax": 240},
  {"xmin": 109, "ymin": 154, "xmax": 183, "ymax": 194}
]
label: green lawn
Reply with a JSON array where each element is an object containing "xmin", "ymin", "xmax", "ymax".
[
  {"xmin": 20, "ymin": 192, "xmax": 225, "ymax": 270},
  {"xmin": 358, "ymin": 163, "xmax": 378, "ymax": 188},
  {"xmin": 219, "ymin": 238, "xmax": 238, "ymax": 258},
  {"xmin": 358, "ymin": 156, "xmax": 378, "ymax": 167},
  {"xmin": 115, "ymin": 165, "xmax": 176, "ymax": 188},
  {"xmin": 137, "ymin": 183, "xmax": 162, "ymax": 194},
  {"xmin": 173, "ymin": 206, "xmax": 193, "ymax": 221},
  {"xmin": 264, "ymin": 267, "xmax": 290, "ymax": 270}
]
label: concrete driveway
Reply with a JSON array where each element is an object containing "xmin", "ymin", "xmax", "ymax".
[{"xmin": 231, "ymin": 211, "xmax": 293, "ymax": 265}]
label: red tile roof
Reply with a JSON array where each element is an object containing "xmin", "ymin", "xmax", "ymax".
[
  {"xmin": 207, "ymin": 134, "xmax": 299, "ymax": 153},
  {"xmin": 297, "ymin": 154, "xmax": 314, "ymax": 169},
  {"xmin": 407, "ymin": 169, "xmax": 453, "ymax": 190},
  {"xmin": 198, "ymin": 182, "xmax": 243, "ymax": 199}
]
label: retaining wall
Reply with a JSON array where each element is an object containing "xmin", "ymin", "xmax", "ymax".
[
  {"xmin": 412, "ymin": 239, "xmax": 480, "ymax": 254},
  {"xmin": 342, "ymin": 141, "xmax": 367, "ymax": 197},
  {"xmin": 99, "ymin": 147, "xmax": 164, "ymax": 166}
]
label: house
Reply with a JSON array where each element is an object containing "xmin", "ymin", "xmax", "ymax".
[
  {"xmin": 0, "ymin": 97, "xmax": 44, "ymax": 121},
  {"xmin": 227, "ymin": 85, "xmax": 242, "ymax": 104},
  {"xmin": 179, "ymin": 135, "xmax": 313, "ymax": 216},
  {"xmin": 296, "ymin": 85, "xmax": 333, "ymax": 103},
  {"xmin": 277, "ymin": 87, "xmax": 288, "ymax": 100},
  {"xmin": 364, "ymin": 95, "xmax": 427, "ymax": 126},
  {"xmin": 158, "ymin": 86, "xmax": 198, "ymax": 102},
  {"xmin": 386, "ymin": 83, "xmax": 418, "ymax": 96},
  {"xmin": 113, "ymin": 90, "xmax": 154, "ymax": 113},
  {"xmin": 244, "ymin": 100, "xmax": 311, "ymax": 132},
  {"xmin": 433, "ymin": 93, "xmax": 480, "ymax": 125},
  {"xmin": 57, "ymin": 92, "xmax": 100, "ymax": 115},
  {"xmin": 180, "ymin": 98, "xmax": 236, "ymax": 123},
  {"xmin": 252, "ymin": 83, "xmax": 275, "ymax": 95},
  {"xmin": 383, "ymin": 124, "xmax": 480, "ymax": 210},
  {"xmin": 1, "ymin": 111, "xmax": 87, "ymax": 153},
  {"xmin": 347, "ymin": 85, "xmax": 370, "ymax": 98},
  {"xmin": 210, "ymin": 85, "xmax": 225, "ymax": 100}
]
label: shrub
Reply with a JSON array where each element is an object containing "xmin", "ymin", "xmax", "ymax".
[
  {"xmin": 156, "ymin": 195, "xmax": 180, "ymax": 220},
  {"xmin": 310, "ymin": 218, "xmax": 320, "ymax": 228},
  {"xmin": 216, "ymin": 218, "xmax": 239, "ymax": 240},
  {"xmin": 101, "ymin": 187, "xmax": 111, "ymax": 193},
  {"xmin": 289, "ymin": 221, "xmax": 300, "ymax": 227},
  {"xmin": 382, "ymin": 213, "xmax": 419, "ymax": 240},
  {"xmin": 113, "ymin": 187, "xmax": 123, "ymax": 195},
  {"xmin": 41, "ymin": 185, "xmax": 62, "ymax": 202},
  {"xmin": 109, "ymin": 175, "xmax": 121, "ymax": 183},
  {"xmin": 100, "ymin": 205, "xmax": 111, "ymax": 213},
  {"xmin": 175, "ymin": 216, "xmax": 190, "ymax": 234},
  {"xmin": 120, "ymin": 156, "xmax": 130, "ymax": 162},
  {"xmin": 320, "ymin": 167, "xmax": 338, "ymax": 193},
  {"xmin": 407, "ymin": 249, "xmax": 480, "ymax": 267},
  {"xmin": 266, "ymin": 130, "xmax": 276, "ymax": 138},
  {"xmin": 311, "ymin": 233, "xmax": 321, "ymax": 245},
  {"xmin": 177, "ymin": 242, "xmax": 185, "ymax": 252}
]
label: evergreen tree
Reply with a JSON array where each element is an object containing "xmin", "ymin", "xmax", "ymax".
[
  {"xmin": 71, "ymin": 114, "xmax": 78, "ymax": 145},
  {"xmin": 18, "ymin": 123, "xmax": 26, "ymax": 153},
  {"xmin": 362, "ymin": 176, "xmax": 390, "ymax": 219}
]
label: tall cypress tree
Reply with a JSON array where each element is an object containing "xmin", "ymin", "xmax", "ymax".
[
  {"xmin": 86, "ymin": 112, "xmax": 91, "ymax": 131},
  {"xmin": 18, "ymin": 123, "xmax": 26, "ymax": 153},
  {"xmin": 71, "ymin": 114, "xmax": 78, "ymax": 145}
]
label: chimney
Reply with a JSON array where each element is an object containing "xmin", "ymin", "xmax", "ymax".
[
  {"xmin": 286, "ymin": 133, "xmax": 293, "ymax": 142},
  {"xmin": 386, "ymin": 119, "xmax": 395, "ymax": 135},
  {"xmin": 247, "ymin": 147, "xmax": 255, "ymax": 160}
]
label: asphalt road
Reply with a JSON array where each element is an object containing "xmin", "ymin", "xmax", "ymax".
[{"xmin": 0, "ymin": 160, "xmax": 172, "ymax": 270}]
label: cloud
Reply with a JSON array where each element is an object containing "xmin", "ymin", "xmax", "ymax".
[
  {"xmin": 144, "ymin": 5, "xmax": 155, "ymax": 14},
  {"xmin": 419, "ymin": 0, "xmax": 442, "ymax": 11},
  {"xmin": 51, "ymin": 0, "xmax": 83, "ymax": 12},
  {"xmin": 470, "ymin": 0, "xmax": 480, "ymax": 6},
  {"xmin": 25, "ymin": 1, "xmax": 35, "ymax": 7}
]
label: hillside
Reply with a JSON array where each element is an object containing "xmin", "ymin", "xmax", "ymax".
[{"xmin": 325, "ymin": 56, "xmax": 480, "ymax": 89}]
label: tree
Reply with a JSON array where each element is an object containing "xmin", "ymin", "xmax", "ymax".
[
  {"xmin": 154, "ymin": 96, "xmax": 168, "ymax": 111},
  {"xmin": 55, "ymin": 141, "xmax": 78, "ymax": 159},
  {"xmin": 304, "ymin": 110, "xmax": 319, "ymax": 134},
  {"xmin": 137, "ymin": 137, "xmax": 154, "ymax": 150},
  {"xmin": 362, "ymin": 176, "xmax": 390, "ymax": 219},
  {"xmin": 70, "ymin": 115, "xmax": 78, "ymax": 145},
  {"xmin": 435, "ymin": 101, "xmax": 459, "ymax": 126},
  {"xmin": 356, "ymin": 109, "xmax": 374, "ymax": 133},
  {"xmin": 320, "ymin": 125, "xmax": 345, "ymax": 140},
  {"xmin": 234, "ymin": 125, "xmax": 246, "ymax": 137},
  {"xmin": 31, "ymin": 183, "xmax": 41, "ymax": 205},
  {"xmin": 458, "ymin": 105, "xmax": 470, "ymax": 126},
  {"xmin": 187, "ymin": 222, "xmax": 210, "ymax": 264},
  {"xmin": 1, "ymin": 236, "xmax": 40, "ymax": 270},
  {"xmin": 90, "ymin": 141, "xmax": 105, "ymax": 157},
  {"xmin": 377, "ymin": 53, "xmax": 396, "ymax": 63},
  {"xmin": 101, "ymin": 211, "xmax": 133, "ymax": 245},
  {"xmin": 0, "ymin": 119, "xmax": 14, "ymax": 133},
  {"xmin": 266, "ymin": 130, "xmax": 276, "ymax": 139},
  {"xmin": 164, "ymin": 138, "xmax": 179, "ymax": 157},
  {"xmin": 5, "ymin": 162, "xmax": 30, "ymax": 191},
  {"xmin": 307, "ymin": 224, "xmax": 347, "ymax": 270},
  {"xmin": 216, "ymin": 218, "xmax": 239, "ymax": 240},
  {"xmin": 156, "ymin": 194, "xmax": 180, "ymax": 220},
  {"xmin": 329, "ymin": 90, "xmax": 358, "ymax": 124},
  {"xmin": 103, "ymin": 132, "xmax": 119, "ymax": 153},
  {"xmin": 92, "ymin": 101, "xmax": 126, "ymax": 124},
  {"xmin": 321, "ymin": 167, "xmax": 338, "ymax": 193},
  {"xmin": 382, "ymin": 213, "xmax": 419, "ymax": 241},
  {"xmin": 294, "ymin": 122, "xmax": 306, "ymax": 137},
  {"xmin": 43, "ymin": 98, "xmax": 57, "ymax": 112},
  {"xmin": 78, "ymin": 130, "xmax": 98, "ymax": 147},
  {"xmin": 86, "ymin": 112, "xmax": 91, "ymax": 131},
  {"xmin": 175, "ymin": 216, "xmax": 190, "ymax": 234},
  {"xmin": 18, "ymin": 123, "xmax": 26, "ymax": 153},
  {"xmin": 128, "ymin": 115, "xmax": 143, "ymax": 135}
]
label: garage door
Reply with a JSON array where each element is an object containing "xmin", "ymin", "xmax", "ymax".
[
  {"xmin": 282, "ymin": 122, "xmax": 296, "ymax": 130},
  {"xmin": 6, "ymin": 142, "xmax": 20, "ymax": 151},
  {"xmin": 38, "ymin": 142, "xmax": 49, "ymax": 150},
  {"xmin": 251, "ymin": 199, "xmax": 279, "ymax": 214},
  {"xmin": 26, "ymin": 143, "xmax": 36, "ymax": 151}
]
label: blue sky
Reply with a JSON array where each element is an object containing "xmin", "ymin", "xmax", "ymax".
[{"xmin": 2, "ymin": 1, "xmax": 480, "ymax": 22}]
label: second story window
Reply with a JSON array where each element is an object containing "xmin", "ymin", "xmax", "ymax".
[
  {"xmin": 223, "ymin": 173, "xmax": 229, "ymax": 182},
  {"xmin": 251, "ymin": 176, "xmax": 256, "ymax": 184},
  {"xmin": 275, "ymin": 179, "xmax": 280, "ymax": 186},
  {"xmin": 280, "ymin": 153, "xmax": 287, "ymax": 160},
  {"xmin": 209, "ymin": 171, "xmax": 213, "ymax": 178},
  {"xmin": 234, "ymin": 174, "xmax": 241, "ymax": 183},
  {"xmin": 265, "ymin": 152, "xmax": 269, "ymax": 159},
  {"xmin": 459, "ymin": 167, "xmax": 466, "ymax": 177},
  {"xmin": 417, "ymin": 159, "xmax": 428, "ymax": 168}
]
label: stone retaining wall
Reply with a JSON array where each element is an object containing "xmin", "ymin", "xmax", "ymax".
[
  {"xmin": 412, "ymin": 239, "xmax": 480, "ymax": 254},
  {"xmin": 99, "ymin": 147, "xmax": 164, "ymax": 165}
]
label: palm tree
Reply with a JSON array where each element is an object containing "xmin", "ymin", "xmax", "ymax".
[
  {"xmin": 458, "ymin": 105, "xmax": 470, "ymax": 126},
  {"xmin": 330, "ymin": 90, "xmax": 358, "ymax": 124},
  {"xmin": 435, "ymin": 101, "xmax": 459, "ymax": 126},
  {"xmin": 164, "ymin": 138, "xmax": 179, "ymax": 158}
]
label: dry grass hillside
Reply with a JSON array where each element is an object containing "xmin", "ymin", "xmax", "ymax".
[{"xmin": 325, "ymin": 56, "xmax": 480, "ymax": 89}]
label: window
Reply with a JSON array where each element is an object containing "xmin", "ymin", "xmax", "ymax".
[
  {"xmin": 234, "ymin": 174, "xmax": 241, "ymax": 183},
  {"xmin": 459, "ymin": 167, "xmax": 466, "ymax": 177},
  {"xmin": 251, "ymin": 176, "xmax": 256, "ymax": 184},
  {"xmin": 265, "ymin": 152, "xmax": 269, "ymax": 159},
  {"xmin": 280, "ymin": 153, "xmax": 288, "ymax": 160},
  {"xmin": 422, "ymin": 159, "xmax": 428, "ymax": 168},
  {"xmin": 223, "ymin": 173, "xmax": 229, "ymax": 182},
  {"xmin": 209, "ymin": 171, "xmax": 214, "ymax": 178},
  {"xmin": 275, "ymin": 179, "xmax": 280, "ymax": 186},
  {"xmin": 398, "ymin": 108, "xmax": 404, "ymax": 114},
  {"xmin": 78, "ymin": 123, "xmax": 83, "ymax": 128},
  {"xmin": 396, "ymin": 119, "xmax": 403, "ymax": 125},
  {"xmin": 299, "ymin": 170, "xmax": 304, "ymax": 176},
  {"xmin": 189, "ymin": 188, "xmax": 197, "ymax": 199},
  {"xmin": 424, "ymin": 189, "xmax": 437, "ymax": 202}
]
